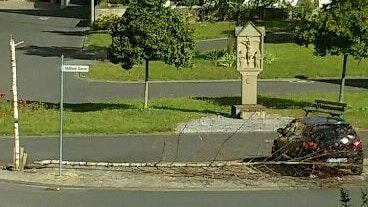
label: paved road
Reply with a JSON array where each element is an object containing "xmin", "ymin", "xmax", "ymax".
[
  {"xmin": 0, "ymin": 8, "xmax": 367, "ymax": 103},
  {"xmin": 0, "ymin": 131, "xmax": 367, "ymax": 165},
  {"xmin": 0, "ymin": 181, "xmax": 364, "ymax": 207},
  {"xmin": 0, "ymin": 132, "xmax": 276, "ymax": 165}
]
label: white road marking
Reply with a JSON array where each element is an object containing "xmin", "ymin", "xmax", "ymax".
[{"xmin": 38, "ymin": 17, "xmax": 50, "ymax": 21}]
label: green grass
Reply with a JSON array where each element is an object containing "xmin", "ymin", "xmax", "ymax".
[
  {"xmin": 84, "ymin": 33, "xmax": 112, "ymax": 52},
  {"xmin": 88, "ymin": 59, "xmax": 239, "ymax": 81},
  {"xmin": 87, "ymin": 43, "xmax": 368, "ymax": 81},
  {"xmin": 190, "ymin": 21, "xmax": 235, "ymax": 40},
  {"xmin": 0, "ymin": 99, "xmax": 229, "ymax": 136},
  {"xmin": 84, "ymin": 20, "xmax": 297, "ymax": 51},
  {"xmin": 260, "ymin": 43, "xmax": 368, "ymax": 79},
  {"xmin": 0, "ymin": 92, "xmax": 367, "ymax": 136}
]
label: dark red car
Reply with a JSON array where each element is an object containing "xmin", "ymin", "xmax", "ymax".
[{"xmin": 271, "ymin": 116, "xmax": 363, "ymax": 175}]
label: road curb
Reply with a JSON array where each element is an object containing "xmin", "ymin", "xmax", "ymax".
[
  {"xmin": 0, "ymin": 176, "xmax": 312, "ymax": 192},
  {"xmin": 81, "ymin": 76, "xmax": 368, "ymax": 84}
]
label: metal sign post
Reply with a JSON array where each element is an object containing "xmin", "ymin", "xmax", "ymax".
[
  {"xmin": 59, "ymin": 56, "xmax": 89, "ymax": 176},
  {"xmin": 59, "ymin": 55, "xmax": 64, "ymax": 176}
]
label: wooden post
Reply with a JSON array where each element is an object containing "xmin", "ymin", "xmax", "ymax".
[
  {"xmin": 338, "ymin": 55, "xmax": 348, "ymax": 103},
  {"xmin": 10, "ymin": 35, "xmax": 20, "ymax": 171},
  {"xmin": 144, "ymin": 60, "xmax": 149, "ymax": 109}
]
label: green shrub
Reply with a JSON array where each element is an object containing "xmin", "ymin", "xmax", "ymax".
[
  {"xmin": 174, "ymin": 0, "xmax": 204, "ymax": 6},
  {"xmin": 92, "ymin": 15, "xmax": 120, "ymax": 30},
  {"xmin": 264, "ymin": 52, "xmax": 277, "ymax": 64},
  {"xmin": 217, "ymin": 52, "xmax": 235, "ymax": 68},
  {"xmin": 195, "ymin": 49, "xmax": 227, "ymax": 60}
]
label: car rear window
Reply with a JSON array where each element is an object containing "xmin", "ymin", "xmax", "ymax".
[{"xmin": 309, "ymin": 124, "xmax": 356, "ymax": 141}]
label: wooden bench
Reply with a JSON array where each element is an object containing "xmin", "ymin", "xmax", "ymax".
[{"xmin": 304, "ymin": 100, "xmax": 347, "ymax": 117}]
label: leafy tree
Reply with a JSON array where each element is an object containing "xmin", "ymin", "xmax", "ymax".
[
  {"xmin": 295, "ymin": 0, "xmax": 368, "ymax": 102},
  {"xmin": 107, "ymin": 0, "xmax": 195, "ymax": 109},
  {"xmin": 246, "ymin": 0, "xmax": 279, "ymax": 8}
]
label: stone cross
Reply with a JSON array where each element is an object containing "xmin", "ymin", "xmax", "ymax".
[
  {"xmin": 232, "ymin": 22, "xmax": 265, "ymax": 119},
  {"xmin": 236, "ymin": 22, "xmax": 265, "ymax": 105}
]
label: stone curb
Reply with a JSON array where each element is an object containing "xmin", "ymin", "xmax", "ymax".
[{"xmin": 81, "ymin": 76, "xmax": 368, "ymax": 84}]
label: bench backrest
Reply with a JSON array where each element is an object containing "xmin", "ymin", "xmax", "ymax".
[{"xmin": 304, "ymin": 99, "xmax": 347, "ymax": 117}]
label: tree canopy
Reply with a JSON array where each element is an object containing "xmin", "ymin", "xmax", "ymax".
[
  {"xmin": 295, "ymin": 0, "xmax": 368, "ymax": 60},
  {"xmin": 295, "ymin": 0, "xmax": 368, "ymax": 102},
  {"xmin": 107, "ymin": 0, "xmax": 195, "ymax": 70}
]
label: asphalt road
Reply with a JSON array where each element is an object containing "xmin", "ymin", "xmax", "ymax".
[
  {"xmin": 0, "ymin": 132, "xmax": 276, "ymax": 165},
  {"xmin": 0, "ymin": 8, "xmax": 367, "ymax": 103},
  {"xmin": 0, "ymin": 181, "xmax": 364, "ymax": 207},
  {"xmin": 0, "ymin": 131, "xmax": 367, "ymax": 165}
]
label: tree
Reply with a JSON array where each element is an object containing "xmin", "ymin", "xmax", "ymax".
[
  {"xmin": 107, "ymin": 0, "xmax": 195, "ymax": 109},
  {"xmin": 295, "ymin": 0, "xmax": 368, "ymax": 102}
]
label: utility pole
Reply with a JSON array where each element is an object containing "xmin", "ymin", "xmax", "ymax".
[
  {"xmin": 91, "ymin": 0, "xmax": 95, "ymax": 26},
  {"xmin": 10, "ymin": 35, "xmax": 24, "ymax": 171}
]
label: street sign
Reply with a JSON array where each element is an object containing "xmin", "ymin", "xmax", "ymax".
[{"xmin": 62, "ymin": 65, "xmax": 89, "ymax": 73}]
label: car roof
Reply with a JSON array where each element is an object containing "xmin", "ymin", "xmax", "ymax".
[{"xmin": 301, "ymin": 116, "xmax": 349, "ymax": 126}]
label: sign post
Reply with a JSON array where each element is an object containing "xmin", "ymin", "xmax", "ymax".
[{"xmin": 59, "ymin": 57, "xmax": 89, "ymax": 176}]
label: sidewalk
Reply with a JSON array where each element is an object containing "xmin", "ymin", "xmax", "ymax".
[{"xmin": 0, "ymin": 165, "xmax": 365, "ymax": 191}]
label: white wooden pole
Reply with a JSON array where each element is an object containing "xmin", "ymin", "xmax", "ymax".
[
  {"xmin": 91, "ymin": 0, "xmax": 95, "ymax": 26},
  {"xmin": 10, "ymin": 35, "xmax": 20, "ymax": 171}
]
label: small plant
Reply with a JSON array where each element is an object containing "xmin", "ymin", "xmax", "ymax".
[
  {"xmin": 92, "ymin": 15, "xmax": 120, "ymax": 31},
  {"xmin": 340, "ymin": 188, "xmax": 351, "ymax": 207},
  {"xmin": 217, "ymin": 52, "xmax": 235, "ymax": 68},
  {"xmin": 195, "ymin": 49, "xmax": 227, "ymax": 61},
  {"xmin": 264, "ymin": 52, "xmax": 277, "ymax": 64},
  {"xmin": 362, "ymin": 189, "xmax": 368, "ymax": 207}
]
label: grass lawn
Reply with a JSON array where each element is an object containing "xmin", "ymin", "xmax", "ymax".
[
  {"xmin": 0, "ymin": 92, "xmax": 367, "ymax": 136},
  {"xmin": 84, "ymin": 20, "xmax": 297, "ymax": 51},
  {"xmin": 261, "ymin": 43, "xmax": 368, "ymax": 79},
  {"xmin": 87, "ymin": 43, "xmax": 368, "ymax": 81},
  {"xmin": 84, "ymin": 33, "xmax": 112, "ymax": 52},
  {"xmin": 88, "ymin": 59, "xmax": 239, "ymax": 81}
]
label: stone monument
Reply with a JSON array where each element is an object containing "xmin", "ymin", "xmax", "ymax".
[{"xmin": 232, "ymin": 22, "xmax": 266, "ymax": 119}]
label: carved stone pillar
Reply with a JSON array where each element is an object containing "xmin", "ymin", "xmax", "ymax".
[{"xmin": 232, "ymin": 22, "xmax": 266, "ymax": 119}]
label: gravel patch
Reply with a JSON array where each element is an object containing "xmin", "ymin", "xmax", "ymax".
[{"xmin": 176, "ymin": 114, "xmax": 293, "ymax": 134}]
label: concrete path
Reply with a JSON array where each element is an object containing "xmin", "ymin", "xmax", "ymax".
[{"xmin": 0, "ymin": 181, "xmax": 363, "ymax": 207}]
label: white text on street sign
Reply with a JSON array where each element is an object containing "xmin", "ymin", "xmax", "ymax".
[{"xmin": 62, "ymin": 65, "xmax": 89, "ymax": 73}]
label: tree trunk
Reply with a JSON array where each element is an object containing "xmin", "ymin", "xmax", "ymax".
[
  {"xmin": 338, "ymin": 55, "xmax": 348, "ymax": 103},
  {"xmin": 144, "ymin": 60, "xmax": 149, "ymax": 109}
]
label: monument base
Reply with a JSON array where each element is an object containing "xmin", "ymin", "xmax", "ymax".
[{"xmin": 232, "ymin": 104, "xmax": 266, "ymax": 119}]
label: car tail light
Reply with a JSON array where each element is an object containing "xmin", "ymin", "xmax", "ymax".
[
  {"xmin": 303, "ymin": 140, "xmax": 318, "ymax": 150},
  {"xmin": 352, "ymin": 139, "xmax": 363, "ymax": 149}
]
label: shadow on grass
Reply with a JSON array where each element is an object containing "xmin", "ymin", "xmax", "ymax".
[
  {"xmin": 194, "ymin": 96, "xmax": 311, "ymax": 109},
  {"xmin": 21, "ymin": 96, "xmax": 311, "ymax": 115},
  {"xmin": 43, "ymin": 30, "xmax": 86, "ymax": 36},
  {"xmin": 23, "ymin": 101, "xmax": 136, "ymax": 112},
  {"xmin": 151, "ymin": 106, "xmax": 229, "ymax": 117},
  {"xmin": 311, "ymin": 79, "xmax": 368, "ymax": 90},
  {"xmin": 18, "ymin": 45, "xmax": 106, "ymax": 60}
]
